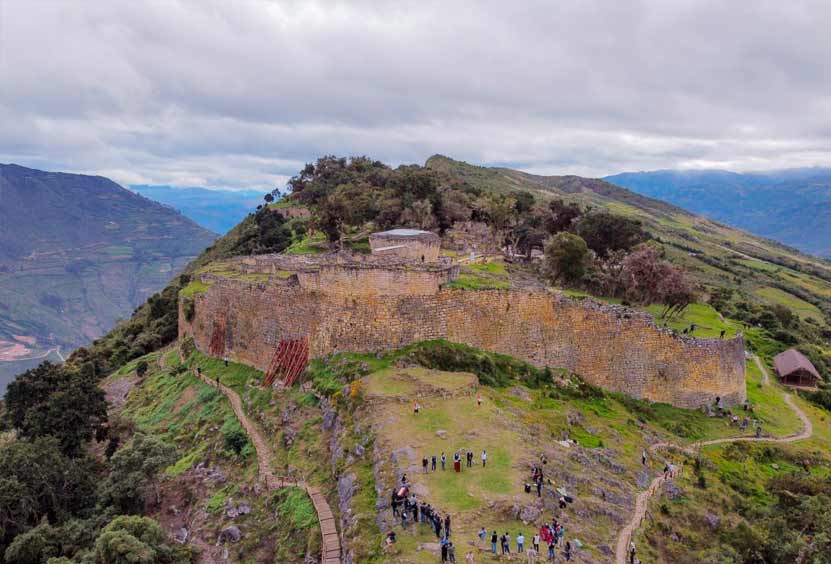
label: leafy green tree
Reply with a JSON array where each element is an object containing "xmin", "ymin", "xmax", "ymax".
[
  {"xmin": 94, "ymin": 516, "xmax": 180, "ymax": 564},
  {"xmin": 98, "ymin": 435, "xmax": 176, "ymax": 514},
  {"xmin": 4, "ymin": 362, "xmax": 107, "ymax": 457},
  {"xmin": 543, "ymin": 233, "xmax": 590, "ymax": 284},
  {"xmin": 0, "ymin": 438, "xmax": 98, "ymax": 549},
  {"xmin": 4, "ymin": 522, "xmax": 60, "ymax": 564},
  {"xmin": 543, "ymin": 199, "xmax": 582, "ymax": 234},
  {"xmin": 575, "ymin": 211, "xmax": 646, "ymax": 258}
]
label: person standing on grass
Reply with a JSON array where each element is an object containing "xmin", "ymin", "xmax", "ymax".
[
  {"xmin": 536, "ymin": 476, "xmax": 543, "ymax": 498},
  {"xmin": 216, "ymin": 374, "xmax": 220, "ymax": 387},
  {"xmin": 548, "ymin": 542, "xmax": 555, "ymax": 561},
  {"xmin": 478, "ymin": 527, "xmax": 487, "ymax": 547},
  {"xmin": 441, "ymin": 452, "xmax": 447, "ymax": 470},
  {"xmin": 423, "ymin": 456, "xmax": 428, "ymax": 473},
  {"xmin": 564, "ymin": 540, "xmax": 572, "ymax": 561},
  {"xmin": 465, "ymin": 551, "xmax": 475, "ymax": 564},
  {"xmin": 517, "ymin": 532, "xmax": 525, "ymax": 553},
  {"xmin": 533, "ymin": 533, "xmax": 540, "ymax": 553},
  {"xmin": 441, "ymin": 538, "xmax": 449, "ymax": 563},
  {"xmin": 432, "ymin": 454, "xmax": 437, "ymax": 472},
  {"xmin": 448, "ymin": 541, "xmax": 456, "ymax": 563},
  {"xmin": 482, "ymin": 450, "xmax": 488, "ymax": 468},
  {"xmin": 642, "ymin": 449, "xmax": 647, "ymax": 465},
  {"xmin": 223, "ymin": 356, "xmax": 228, "ymax": 367},
  {"xmin": 413, "ymin": 400, "xmax": 420, "ymax": 415},
  {"xmin": 491, "ymin": 530, "xmax": 498, "ymax": 554},
  {"xmin": 477, "ymin": 393, "xmax": 482, "ymax": 407},
  {"xmin": 445, "ymin": 514, "xmax": 451, "ymax": 537}
]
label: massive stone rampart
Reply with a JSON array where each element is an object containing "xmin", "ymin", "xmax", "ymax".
[{"xmin": 180, "ymin": 268, "xmax": 746, "ymax": 408}]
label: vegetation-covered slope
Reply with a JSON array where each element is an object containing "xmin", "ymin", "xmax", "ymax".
[
  {"xmin": 0, "ymin": 164, "xmax": 217, "ymax": 389},
  {"xmin": 427, "ymin": 156, "xmax": 831, "ymax": 315},
  {"xmin": 605, "ymin": 168, "xmax": 831, "ymax": 259}
]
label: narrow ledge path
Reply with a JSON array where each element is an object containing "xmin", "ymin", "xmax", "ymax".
[
  {"xmin": 195, "ymin": 370, "xmax": 342, "ymax": 564},
  {"xmin": 614, "ymin": 357, "xmax": 814, "ymax": 564}
]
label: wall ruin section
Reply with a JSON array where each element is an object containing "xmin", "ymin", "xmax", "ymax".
[{"xmin": 180, "ymin": 269, "xmax": 746, "ymax": 408}]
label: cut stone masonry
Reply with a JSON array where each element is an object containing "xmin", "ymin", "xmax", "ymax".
[{"xmin": 181, "ymin": 251, "xmax": 745, "ymax": 408}]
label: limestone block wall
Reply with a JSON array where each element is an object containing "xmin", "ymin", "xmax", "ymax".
[{"xmin": 181, "ymin": 282, "xmax": 745, "ymax": 408}]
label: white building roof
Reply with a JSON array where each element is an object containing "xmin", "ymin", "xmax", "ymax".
[{"xmin": 373, "ymin": 228, "xmax": 434, "ymax": 237}]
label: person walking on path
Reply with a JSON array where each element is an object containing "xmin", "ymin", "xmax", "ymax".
[
  {"xmin": 629, "ymin": 541, "xmax": 637, "ymax": 564},
  {"xmin": 564, "ymin": 540, "xmax": 572, "ymax": 561},
  {"xmin": 444, "ymin": 514, "xmax": 451, "ymax": 537},
  {"xmin": 517, "ymin": 532, "xmax": 525, "ymax": 553},
  {"xmin": 491, "ymin": 531, "xmax": 498, "ymax": 554},
  {"xmin": 482, "ymin": 450, "xmax": 488, "ymax": 468},
  {"xmin": 441, "ymin": 539, "xmax": 449, "ymax": 563},
  {"xmin": 216, "ymin": 374, "xmax": 220, "ymax": 387},
  {"xmin": 422, "ymin": 456, "xmax": 428, "ymax": 473},
  {"xmin": 533, "ymin": 533, "xmax": 540, "ymax": 553},
  {"xmin": 448, "ymin": 542, "xmax": 456, "ymax": 563},
  {"xmin": 641, "ymin": 449, "xmax": 647, "ymax": 465},
  {"xmin": 536, "ymin": 477, "xmax": 542, "ymax": 497},
  {"xmin": 478, "ymin": 527, "xmax": 487, "ymax": 548},
  {"xmin": 547, "ymin": 542, "xmax": 555, "ymax": 561},
  {"xmin": 441, "ymin": 452, "xmax": 447, "ymax": 470}
]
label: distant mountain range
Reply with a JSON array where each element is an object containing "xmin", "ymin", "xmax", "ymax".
[
  {"xmin": 131, "ymin": 185, "xmax": 265, "ymax": 234},
  {"xmin": 604, "ymin": 168, "xmax": 831, "ymax": 259},
  {"xmin": 0, "ymin": 164, "xmax": 217, "ymax": 391}
]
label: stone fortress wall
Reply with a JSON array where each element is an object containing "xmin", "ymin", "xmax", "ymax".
[{"xmin": 180, "ymin": 251, "xmax": 746, "ymax": 409}]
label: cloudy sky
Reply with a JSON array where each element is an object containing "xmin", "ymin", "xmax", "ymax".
[{"xmin": 1, "ymin": 0, "xmax": 830, "ymax": 189}]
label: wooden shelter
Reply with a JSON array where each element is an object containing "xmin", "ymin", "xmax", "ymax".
[{"xmin": 773, "ymin": 348, "xmax": 821, "ymax": 388}]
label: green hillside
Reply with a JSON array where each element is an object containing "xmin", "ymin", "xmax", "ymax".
[
  {"xmin": 0, "ymin": 164, "xmax": 217, "ymax": 391},
  {"xmin": 427, "ymin": 155, "xmax": 831, "ymax": 316}
]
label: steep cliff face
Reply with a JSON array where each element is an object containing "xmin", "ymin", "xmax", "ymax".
[{"xmin": 0, "ymin": 164, "xmax": 216, "ymax": 385}]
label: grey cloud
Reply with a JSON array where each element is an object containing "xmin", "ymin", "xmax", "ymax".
[{"xmin": 1, "ymin": 0, "xmax": 830, "ymax": 189}]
